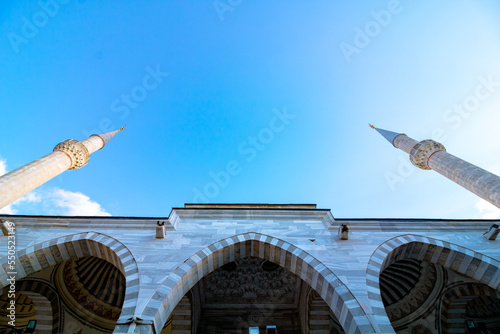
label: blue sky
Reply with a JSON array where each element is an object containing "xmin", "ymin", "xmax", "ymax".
[{"xmin": 1, "ymin": 0, "xmax": 500, "ymax": 219}]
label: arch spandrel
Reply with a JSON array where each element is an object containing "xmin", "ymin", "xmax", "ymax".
[
  {"xmin": 129, "ymin": 232, "xmax": 375, "ymax": 334},
  {"xmin": 0, "ymin": 231, "xmax": 140, "ymax": 329}
]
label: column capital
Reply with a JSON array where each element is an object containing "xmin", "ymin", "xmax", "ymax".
[
  {"xmin": 53, "ymin": 139, "xmax": 90, "ymax": 170},
  {"xmin": 410, "ymin": 140, "xmax": 446, "ymax": 170}
]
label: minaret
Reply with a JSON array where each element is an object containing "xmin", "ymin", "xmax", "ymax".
[
  {"xmin": 371, "ymin": 125, "xmax": 500, "ymax": 209},
  {"xmin": 0, "ymin": 128, "xmax": 124, "ymax": 210}
]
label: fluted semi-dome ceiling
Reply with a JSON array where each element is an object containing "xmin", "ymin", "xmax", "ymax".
[
  {"xmin": 0, "ymin": 292, "xmax": 36, "ymax": 332},
  {"xmin": 380, "ymin": 259, "xmax": 439, "ymax": 324},
  {"xmin": 55, "ymin": 256, "xmax": 126, "ymax": 330},
  {"xmin": 466, "ymin": 296, "xmax": 500, "ymax": 318},
  {"xmin": 0, "ymin": 292, "xmax": 34, "ymax": 318},
  {"xmin": 380, "ymin": 259, "xmax": 423, "ymax": 306},
  {"xmin": 0, "ymin": 292, "xmax": 34, "ymax": 323}
]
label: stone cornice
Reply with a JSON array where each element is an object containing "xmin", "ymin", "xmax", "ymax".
[
  {"xmin": 330, "ymin": 218, "xmax": 499, "ymax": 232},
  {"xmin": 0, "ymin": 215, "xmax": 173, "ymax": 230},
  {"xmin": 168, "ymin": 207, "xmax": 335, "ymax": 229},
  {"xmin": 1, "ymin": 213, "xmax": 497, "ymax": 232}
]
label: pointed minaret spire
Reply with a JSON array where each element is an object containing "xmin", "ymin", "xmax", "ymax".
[
  {"xmin": 95, "ymin": 126, "xmax": 126, "ymax": 146},
  {"xmin": 0, "ymin": 128, "xmax": 124, "ymax": 210},
  {"xmin": 369, "ymin": 124, "xmax": 404, "ymax": 147},
  {"xmin": 81, "ymin": 127, "xmax": 126, "ymax": 154},
  {"xmin": 372, "ymin": 125, "xmax": 500, "ymax": 209}
]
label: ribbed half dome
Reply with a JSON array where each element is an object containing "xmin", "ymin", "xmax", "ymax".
[
  {"xmin": 56, "ymin": 256, "xmax": 126, "ymax": 328},
  {"xmin": 0, "ymin": 292, "xmax": 34, "ymax": 318},
  {"xmin": 72, "ymin": 256, "xmax": 125, "ymax": 307},
  {"xmin": 380, "ymin": 259, "xmax": 422, "ymax": 306}
]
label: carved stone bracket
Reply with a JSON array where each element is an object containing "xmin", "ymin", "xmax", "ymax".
[
  {"xmin": 410, "ymin": 140, "xmax": 446, "ymax": 170},
  {"xmin": 0, "ymin": 219, "xmax": 11, "ymax": 236},
  {"xmin": 116, "ymin": 316, "xmax": 153, "ymax": 325},
  {"xmin": 54, "ymin": 139, "xmax": 90, "ymax": 170}
]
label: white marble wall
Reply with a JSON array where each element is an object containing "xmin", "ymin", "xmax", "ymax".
[{"xmin": 1, "ymin": 209, "xmax": 499, "ymax": 333}]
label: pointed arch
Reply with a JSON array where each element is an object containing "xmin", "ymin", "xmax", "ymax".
[
  {"xmin": 366, "ymin": 235, "xmax": 500, "ymax": 333},
  {"xmin": 439, "ymin": 282, "xmax": 500, "ymax": 333},
  {"xmin": 16, "ymin": 280, "xmax": 61, "ymax": 334},
  {"xmin": 134, "ymin": 232, "xmax": 375, "ymax": 334},
  {"xmin": 0, "ymin": 232, "xmax": 140, "ymax": 326},
  {"xmin": 306, "ymin": 288, "xmax": 333, "ymax": 333}
]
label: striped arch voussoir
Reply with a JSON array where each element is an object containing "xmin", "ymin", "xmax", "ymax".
[
  {"xmin": 135, "ymin": 232, "xmax": 375, "ymax": 334},
  {"xmin": 366, "ymin": 235, "xmax": 500, "ymax": 333},
  {"xmin": 0, "ymin": 232, "xmax": 139, "ymax": 324},
  {"xmin": 16, "ymin": 280, "xmax": 60, "ymax": 334},
  {"xmin": 440, "ymin": 282, "xmax": 500, "ymax": 334}
]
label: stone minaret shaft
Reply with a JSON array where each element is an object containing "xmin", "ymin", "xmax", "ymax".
[
  {"xmin": 0, "ymin": 129, "xmax": 123, "ymax": 210},
  {"xmin": 372, "ymin": 126, "xmax": 500, "ymax": 209}
]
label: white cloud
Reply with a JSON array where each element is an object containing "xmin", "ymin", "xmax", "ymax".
[
  {"xmin": 0, "ymin": 155, "xmax": 110, "ymax": 216},
  {"xmin": 0, "ymin": 156, "xmax": 7, "ymax": 176},
  {"xmin": 0, "ymin": 204, "xmax": 16, "ymax": 215},
  {"xmin": 1, "ymin": 188, "xmax": 111, "ymax": 216},
  {"xmin": 0, "ymin": 156, "xmax": 42, "ymax": 214},
  {"xmin": 48, "ymin": 188, "xmax": 111, "ymax": 216},
  {"xmin": 0, "ymin": 191, "xmax": 42, "ymax": 215},
  {"xmin": 0, "ymin": 156, "xmax": 14, "ymax": 214},
  {"xmin": 475, "ymin": 198, "xmax": 500, "ymax": 219},
  {"xmin": 17, "ymin": 192, "xmax": 42, "ymax": 205}
]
